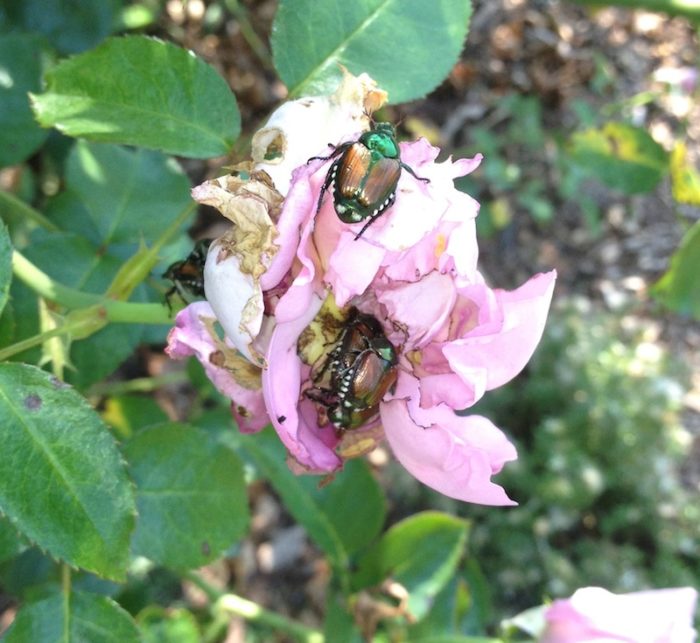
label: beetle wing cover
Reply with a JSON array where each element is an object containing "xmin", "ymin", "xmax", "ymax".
[
  {"xmin": 360, "ymin": 158, "xmax": 401, "ymax": 207},
  {"xmin": 336, "ymin": 143, "xmax": 372, "ymax": 198}
]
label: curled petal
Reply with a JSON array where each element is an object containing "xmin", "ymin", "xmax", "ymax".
[
  {"xmin": 381, "ymin": 374, "xmax": 517, "ymax": 505},
  {"xmin": 166, "ymin": 302, "xmax": 268, "ymax": 432},
  {"xmin": 262, "ymin": 295, "xmax": 342, "ymax": 472},
  {"xmin": 445, "ymin": 270, "xmax": 557, "ymax": 394},
  {"xmin": 377, "ymin": 271, "xmax": 457, "ymax": 349},
  {"xmin": 542, "ymin": 586, "xmax": 699, "ymax": 643},
  {"xmin": 204, "ymin": 240, "xmax": 264, "ymax": 365}
]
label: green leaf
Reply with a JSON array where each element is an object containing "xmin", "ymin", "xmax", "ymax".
[
  {"xmin": 123, "ymin": 423, "xmax": 249, "ymax": 569},
  {"xmin": 0, "ymin": 515, "xmax": 23, "ymax": 564},
  {"xmin": 0, "ymin": 221, "xmax": 11, "ymax": 316},
  {"xmin": 568, "ymin": 122, "xmax": 669, "ymax": 194},
  {"xmin": 670, "ymin": 142, "xmax": 700, "ymax": 205},
  {"xmin": 239, "ymin": 427, "xmax": 351, "ymax": 577},
  {"xmin": 138, "ymin": 606, "xmax": 201, "ymax": 643},
  {"xmin": 307, "ymin": 458, "xmax": 385, "ymax": 556},
  {"xmin": 3, "ymin": 590, "xmax": 140, "ymax": 642},
  {"xmin": 0, "ymin": 363, "xmax": 136, "ymax": 580},
  {"xmin": 353, "ymin": 511, "xmax": 468, "ymax": 620},
  {"xmin": 0, "ymin": 0, "xmax": 120, "ymax": 54},
  {"xmin": 64, "ymin": 141, "xmax": 192, "ymax": 246},
  {"xmin": 31, "ymin": 36, "xmax": 240, "ymax": 158},
  {"xmin": 23, "ymin": 232, "xmax": 145, "ymax": 389},
  {"xmin": 651, "ymin": 219, "xmax": 700, "ymax": 320},
  {"xmin": 0, "ymin": 34, "xmax": 50, "ymax": 166},
  {"xmin": 272, "ymin": 0, "xmax": 472, "ymax": 104}
]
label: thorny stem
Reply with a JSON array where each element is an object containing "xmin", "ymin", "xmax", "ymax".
[
  {"xmin": 11, "ymin": 251, "xmax": 173, "ymax": 323},
  {"xmin": 184, "ymin": 571, "xmax": 324, "ymax": 643},
  {"xmin": 87, "ymin": 372, "xmax": 189, "ymax": 397}
]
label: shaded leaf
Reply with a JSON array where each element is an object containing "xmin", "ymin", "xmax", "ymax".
[
  {"xmin": 568, "ymin": 122, "xmax": 668, "ymax": 194},
  {"xmin": 3, "ymin": 590, "xmax": 140, "ymax": 642},
  {"xmin": 306, "ymin": 458, "xmax": 385, "ymax": 556},
  {"xmin": 0, "ymin": 221, "xmax": 11, "ymax": 316},
  {"xmin": 123, "ymin": 423, "xmax": 248, "ymax": 569},
  {"xmin": 0, "ymin": 515, "xmax": 23, "ymax": 564},
  {"xmin": 138, "ymin": 606, "xmax": 201, "ymax": 643},
  {"xmin": 651, "ymin": 219, "xmax": 700, "ymax": 320},
  {"xmin": 353, "ymin": 511, "xmax": 468, "ymax": 620},
  {"xmin": 0, "ymin": 363, "xmax": 135, "ymax": 580},
  {"xmin": 64, "ymin": 141, "xmax": 191, "ymax": 246},
  {"xmin": 0, "ymin": 34, "xmax": 49, "ymax": 166},
  {"xmin": 31, "ymin": 36, "xmax": 240, "ymax": 158},
  {"xmin": 272, "ymin": 0, "xmax": 472, "ymax": 104},
  {"xmin": 0, "ymin": 0, "xmax": 120, "ymax": 54}
]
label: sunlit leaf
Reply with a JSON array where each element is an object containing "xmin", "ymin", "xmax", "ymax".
[
  {"xmin": 651, "ymin": 219, "xmax": 700, "ymax": 320},
  {"xmin": 0, "ymin": 363, "xmax": 136, "ymax": 580},
  {"xmin": 272, "ymin": 0, "xmax": 472, "ymax": 103},
  {"xmin": 670, "ymin": 142, "xmax": 700, "ymax": 205},
  {"xmin": 31, "ymin": 36, "xmax": 240, "ymax": 158},
  {"xmin": 568, "ymin": 122, "xmax": 668, "ymax": 194}
]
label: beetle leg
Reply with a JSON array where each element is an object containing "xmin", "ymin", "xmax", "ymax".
[
  {"xmin": 353, "ymin": 191, "xmax": 396, "ymax": 240},
  {"xmin": 307, "ymin": 142, "xmax": 351, "ymax": 164},
  {"xmin": 400, "ymin": 162, "xmax": 430, "ymax": 183},
  {"xmin": 315, "ymin": 158, "xmax": 341, "ymax": 215}
]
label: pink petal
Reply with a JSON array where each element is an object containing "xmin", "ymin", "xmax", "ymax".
[
  {"xmin": 262, "ymin": 295, "xmax": 342, "ymax": 472},
  {"xmin": 543, "ymin": 586, "xmax": 698, "ymax": 643},
  {"xmin": 377, "ymin": 271, "xmax": 457, "ymax": 349},
  {"xmin": 444, "ymin": 270, "xmax": 556, "ymax": 394},
  {"xmin": 165, "ymin": 302, "xmax": 268, "ymax": 432},
  {"xmin": 381, "ymin": 374, "xmax": 517, "ymax": 505}
]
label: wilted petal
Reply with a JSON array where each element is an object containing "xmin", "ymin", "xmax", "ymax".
[
  {"xmin": 381, "ymin": 374, "xmax": 517, "ymax": 505},
  {"xmin": 166, "ymin": 302, "xmax": 268, "ymax": 432},
  {"xmin": 204, "ymin": 240, "xmax": 264, "ymax": 365},
  {"xmin": 542, "ymin": 586, "xmax": 698, "ymax": 643},
  {"xmin": 252, "ymin": 71, "xmax": 386, "ymax": 195}
]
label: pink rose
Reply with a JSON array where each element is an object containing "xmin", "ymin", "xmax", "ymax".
[
  {"xmin": 170, "ymin": 81, "xmax": 556, "ymax": 503},
  {"xmin": 541, "ymin": 586, "xmax": 698, "ymax": 643}
]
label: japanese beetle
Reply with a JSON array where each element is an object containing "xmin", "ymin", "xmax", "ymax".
[
  {"xmin": 309, "ymin": 122, "xmax": 429, "ymax": 239},
  {"xmin": 305, "ymin": 309, "xmax": 398, "ymax": 431},
  {"xmin": 163, "ymin": 238, "xmax": 212, "ymax": 311}
]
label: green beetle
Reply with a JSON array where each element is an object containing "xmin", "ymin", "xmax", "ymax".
[
  {"xmin": 162, "ymin": 238, "xmax": 212, "ymax": 312},
  {"xmin": 309, "ymin": 122, "xmax": 429, "ymax": 239},
  {"xmin": 305, "ymin": 309, "xmax": 398, "ymax": 431}
]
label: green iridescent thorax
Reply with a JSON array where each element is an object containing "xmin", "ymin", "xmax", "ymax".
[{"xmin": 359, "ymin": 124, "xmax": 399, "ymax": 159}]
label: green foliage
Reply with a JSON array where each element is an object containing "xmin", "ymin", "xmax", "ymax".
[
  {"xmin": 0, "ymin": 363, "xmax": 136, "ymax": 580},
  {"xmin": 652, "ymin": 220, "xmax": 700, "ymax": 320},
  {"xmin": 353, "ymin": 512, "xmax": 468, "ymax": 620},
  {"xmin": 468, "ymin": 299, "xmax": 698, "ymax": 614},
  {"xmin": 0, "ymin": 34, "xmax": 49, "ymax": 166},
  {"xmin": 568, "ymin": 122, "xmax": 669, "ymax": 194},
  {"xmin": 4, "ymin": 590, "xmax": 140, "ymax": 642},
  {"xmin": 31, "ymin": 36, "xmax": 241, "ymax": 158},
  {"xmin": 272, "ymin": 0, "xmax": 472, "ymax": 103},
  {"xmin": 0, "ymin": 0, "xmax": 121, "ymax": 54},
  {"xmin": 123, "ymin": 422, "xmax": 249, "ymax": 569}
]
